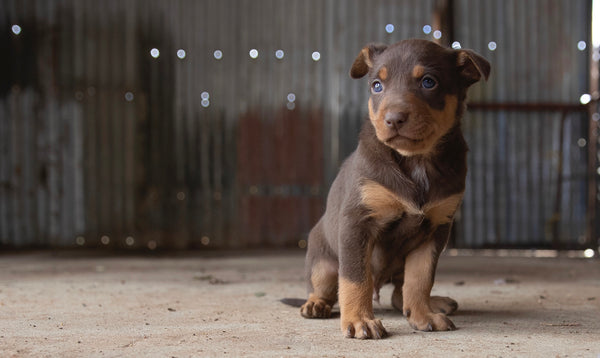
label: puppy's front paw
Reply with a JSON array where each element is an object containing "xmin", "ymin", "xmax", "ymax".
[
  {"xmin": 341, "ymin": 317, "xmax": 387, "ymax": 339},
  {"xmin": 300, "ymin": 295, "xmax": 332, "ymax": 318},
  {"xmin": 406, "ymin": 311, "xmax": 456, "ymax": 331}
]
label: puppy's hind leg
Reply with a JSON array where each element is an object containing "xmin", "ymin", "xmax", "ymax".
[
  {"xmin": 391, "ymin": 273, "xmax": 404, "ymax": 312},
  {"xmin": 301, "ymin": 259, "xmax": 338, "ymax": 318},
  {"xmin": 301, "ymin": 223, "xmax": 338, "ymax": 319}
]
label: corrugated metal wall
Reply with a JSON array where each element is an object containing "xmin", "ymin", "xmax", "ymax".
[
  {"xmin": 0, "ymin": 0, "xmax": 435, "ymax": 249},
  {"xmin": 0, "ymin": 0, "xmax": 595, "ymax": 249},
  {"xmin": 453, "ymin": 0, "xmax": 593, "ymax": 248}
]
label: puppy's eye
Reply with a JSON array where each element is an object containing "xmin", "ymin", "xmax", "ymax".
[
  {"xmin": 421, "ymin": 76, "xmax": 437, "ymax": 89},
  {"xmin": 372, "ymin": 80, "xmax": 383, "ymax": 93}
]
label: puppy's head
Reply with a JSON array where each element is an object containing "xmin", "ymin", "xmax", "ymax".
[{"xmin": 351, "ymin": 39, "xmax": 490, "ymax": 156}]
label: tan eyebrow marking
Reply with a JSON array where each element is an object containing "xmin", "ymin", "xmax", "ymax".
[{"xmin": 412, "ymin": 64, "xmax": 425, "ymax": 78}]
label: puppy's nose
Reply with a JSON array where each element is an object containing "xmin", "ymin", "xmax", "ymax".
[{"xmin": 384, "ymin": 112, "xmax": 408, "ymax": 128}]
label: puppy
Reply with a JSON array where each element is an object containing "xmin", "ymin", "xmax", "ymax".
[{"xmin": 299, "ymin": 39, "xmax": 490, "ymax": 339}]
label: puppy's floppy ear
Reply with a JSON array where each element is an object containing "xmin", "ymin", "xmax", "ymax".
[
  {"xmin": 456, "ymin": 49, "xmax": 491, "ymax": 85},
  {"xmin": 350, "ymin": 43, "xmax": 388, "ymax": 79}
]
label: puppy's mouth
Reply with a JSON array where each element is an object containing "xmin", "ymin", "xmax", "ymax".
[
  {"xmin": 384, "ymin": 133, "xmax": 426, "ymax": 144},
  {"xmin": 379, "ymin": 125, "xmax": 436, "ymax": 155}
]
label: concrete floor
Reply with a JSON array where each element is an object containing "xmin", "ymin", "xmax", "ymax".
[{"xmin": 0, "ymin": 250, "xmax": 599, "ymax": 357}]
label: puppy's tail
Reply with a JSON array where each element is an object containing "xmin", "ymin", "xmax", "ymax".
[{"xmin": 279, "ymin": 298, "xmax": 305, "ymax": 307}]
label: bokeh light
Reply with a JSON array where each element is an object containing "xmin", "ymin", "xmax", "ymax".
[
  {"xmin": 580, "ymin": 93, "xmax": 592, "ymax": 105},
  {"xmin": 584, "ymin": 249, "xmax": 595, "ymax": 258}
]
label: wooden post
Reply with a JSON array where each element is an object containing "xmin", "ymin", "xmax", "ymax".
[
  {"xmin": 432, "ymin": 0, "xmax": 454, "ymax": 47},
  {"xmin": 587, "ymin": 55, "xmax": 598, "ymax": 254},
  {"xmin": 588, "ymin": 0, "xmax": 599, "ymax": 254}
]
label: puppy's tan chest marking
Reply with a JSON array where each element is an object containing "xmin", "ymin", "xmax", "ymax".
[
  {"xmin": 360, "ymin": 181, "xmax": 420, "ymax": 224},
  {"xmin": 422, "ymin": 193, "xmax": 464, "ymax": 226},
  {"xmin": 360, "ymin": 180, "xmax": 462, "ymax": 226}
]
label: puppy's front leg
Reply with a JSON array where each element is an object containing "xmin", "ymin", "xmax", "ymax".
[
  {"xmin": 402, "ymin": 225, "xmax": 456, "ymax": 331},
  {"xmin": 338, "ymin": 225, "xmax": 387, "ymax": 339}
]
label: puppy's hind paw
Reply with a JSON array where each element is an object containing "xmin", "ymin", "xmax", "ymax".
[
  {"xmin": 430, "ymin": 296, "xmax": 458, "ymax": 315},
  {"xmin": 300, "ymin": 296, "xmax": 332, "ymax": 319},
  {"xmin": 408, "ymin": 312, "xmax": 456, "ymax": 332}
]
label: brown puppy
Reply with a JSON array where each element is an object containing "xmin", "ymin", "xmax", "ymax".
[{"xmin": 300, "ymin": 39, "xmax": 490, "ymax": 339}]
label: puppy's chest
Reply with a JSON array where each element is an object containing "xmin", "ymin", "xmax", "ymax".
[{"xmin": 359, "ymin": 177, "xmax": 463, "ymax": 230}]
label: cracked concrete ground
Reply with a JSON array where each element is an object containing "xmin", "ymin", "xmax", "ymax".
[{"xmin": 0, "ymin": 251, "xmax": 599, "ymax": 357}]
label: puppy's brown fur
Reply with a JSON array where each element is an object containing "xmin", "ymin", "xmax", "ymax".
[{"xmin": 300, "ymin": 39, "xmax": 490, "ymax": 339}]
